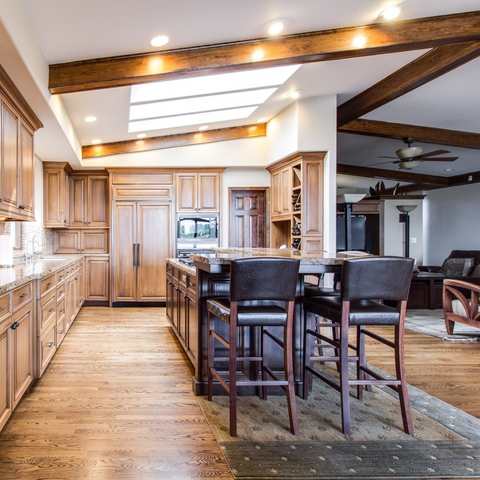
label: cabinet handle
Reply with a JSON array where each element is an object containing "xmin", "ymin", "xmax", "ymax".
[
  {"xmin": 59, "ymin": 290, "xmax": 64, "ymax": 294},
  {"xmin": 19, "ymin": 293, "xmax": 28, "ymax": 298},
  {"xmin": 75, "ymin": 277, "xmax": 79, "ymax": 281},
  {"xmin": 136, "ymin": 244, "xmax": 140, "ymax": 267},
  {"xmin": 189, "ymin": 282, "xmax": 196, "ymax": 287},
  {"xmin": 133, "ymin": 243, "xmax": 136, "ymax": 266},
  {"xmin": 59, "ymin": 275, "xmax": 64, "ymax": 278},
  {"xmin": 48, "ymin": 308, "xmax": 54, "ymax": 312},
  {"xmin": 183, "ymin": 294, "xmax": 187, "ymax": 298},
  {"xmin": 59, "ymin": 330, "xmax": 64, "ymax": 334},
  {"xmin": 59, "ymin": 309, "xmax": 64, "ymax": 313},
  {"xmin": 47, "ymin": 342, "xmax": 54, "ymax": 348},
  {"xmin": 19, "ymin": 205, "xmax": 25, "ymax": 210},
  {"xmin": 0, "ymin": 307, "xmax": 4, "ymax": 312},
  {"xmin": 174, "ymin": 287, "xmax": 179, "ymax": 291},
  {"xmin": 11, "ymin": 322, "xmax": 19, "ymax": 330},
  {"xmin": 47, "ymin": 282, "xmax": 53, "ymax": 286}
]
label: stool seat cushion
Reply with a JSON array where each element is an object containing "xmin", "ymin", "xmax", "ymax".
[
  {"xmin": 207, "ymin": 297, "xmax": 288, "ymax": 326},
  {"xmin": 304, "ymin": 285, "xmax": 341, "ymax": 298},
  {"xmin": 303, "ymin": 296, "xmax": 400, "ymax": 325}
]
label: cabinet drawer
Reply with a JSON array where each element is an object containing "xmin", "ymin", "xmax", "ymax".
[
  {"xmin": 56, "ymin": 268, "xmax": 66, "ymax": 286},
  {"xmin": 0, "ymin": 291, "xmax": 12, "ymax": 325},
  {"xmin": 187, "ymin": 275, "xmax": 197, "ymax": 299},
  {"xmin": 56, "ymin": 283, "xmax": 66, "ymax": 302},
  {"xmin": 57, "ymin": 297, "xmax": 66, "ymax": 319},
  {"xmin": 12, "ymin": 283, "xmax": 32, "ymax": 311},
  {"xmin": 39, "ymin": 324, "xmax": 56, "ymax": 374},
  {"xmin": 113, "ymin": 185, "xmax": 172, "ymax": 201},
  {"xmin": 65, "ymin": 263, "xmax": 75, "ymax": 279},
  {"xmin": 40, "ymin": 293, "xmax": 56, "ymax": 332},
  {"xmin": 56, "ymin": 316, "xmax": 66, "ymax": 347},
  {"xmin": 40, "ymin": 274, "xmax": 56, "ymax": 297},
  {"xmin": 179, "ymin": 272, "xmax": 188, "ymax": 288},
  {"xmin": 111, "ymin": 171, "xmax": 173, "ymax": 185}
]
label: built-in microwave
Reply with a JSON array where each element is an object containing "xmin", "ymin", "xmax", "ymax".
[{"xmin": 177, "ymin": 214, "xmax": 219, "ymax": 242}]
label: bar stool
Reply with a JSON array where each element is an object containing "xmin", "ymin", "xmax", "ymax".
[
  {"xmin": 304, "ymin": 271, "xmax": 341, "ymax": 297},
  {"xmin": 303, "ymin": 256, "xmax": 414, "ymax": 435},
  {"xmin": 207, "ymin": 257, "xmax": 300, "ymax": 437}
]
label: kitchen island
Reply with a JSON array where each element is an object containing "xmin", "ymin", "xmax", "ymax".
[{"xmin": 167, "ymin": 248, "xmax": 368, "ymax": 395}]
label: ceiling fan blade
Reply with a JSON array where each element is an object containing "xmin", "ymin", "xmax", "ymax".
[
  {"xmin": 417, "ymin": 149, "xmax": 451, "ymax": 158},
  {"xmin": 377, "ymin": 156, "xmax": 398, "ymax": 159},
  {"xmin": 422, "ymin": 157, "xmax": 458, "ymax": 162},
  {"xmin": 367, "ymin": 161, "xmax": 397, "ymax": 166}
]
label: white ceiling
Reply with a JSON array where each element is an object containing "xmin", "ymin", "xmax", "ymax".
[{"xmin": 17, "ymin": 0, "xmax": 480, "ymax": 178}]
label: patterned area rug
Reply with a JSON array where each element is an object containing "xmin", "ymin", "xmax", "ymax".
[
  {"xmin": 197, "ymin": 365, "xmax": 480, "ymax": 478},
  {"xmin": 406, "ymin": 309, "xmax": 480, "ymax": 341}
]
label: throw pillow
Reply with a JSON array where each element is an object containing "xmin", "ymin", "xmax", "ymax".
[
  {"xmin": 439, "ymin": 257, "xmax": 475, "ymax": 276},
  {"xmin": 470, "ymin": 265, "xmax": 480, "ymax": 278}
]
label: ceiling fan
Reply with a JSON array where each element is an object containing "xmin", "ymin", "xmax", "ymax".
[{"xmin": 369, "ymin": 137, "xmax": 459, "ymax": 170}]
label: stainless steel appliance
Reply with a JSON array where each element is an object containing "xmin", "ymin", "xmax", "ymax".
[{"xmin": 177, "ymin": 214, "xmax": 219, "ymax": 243}]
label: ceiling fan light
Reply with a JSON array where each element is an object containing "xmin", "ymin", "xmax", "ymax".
[
  {"xmin": 399, "ymin": 160, "xmax": 421, "ymax": 170},
  {"xmin": 396, "ymin": 146, "xmax": 423, "ymax": 159}
]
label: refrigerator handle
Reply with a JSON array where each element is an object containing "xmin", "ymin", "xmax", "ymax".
[
  {"xmin": 137, "ymin": 244, "xmax": 140, "ymax": 266},
  {"xmin": 133, "ymin": 243, "xmax": 137, "ymax": 267}
]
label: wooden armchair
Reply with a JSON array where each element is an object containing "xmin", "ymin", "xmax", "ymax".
[{"xmin": 443, "ymin": 279, "xmax": 480, "ymax": 334}]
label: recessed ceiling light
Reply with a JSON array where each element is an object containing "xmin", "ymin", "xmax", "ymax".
[
  {"xmin": 136, "ymin": 133, "xmax": 147, "ymax": 138},
  {"xmin": 287, "ymin": 90, "xmax": 302, "ymax": 99},
  {"xmin": 445, "ymin": 168, "xmax": 456, "ymax": 172},
  {"xmin": 151, "ymin": 35, "xmax": 169, "ymax": 47},
  {"xmin": 129, "ymin": 106, "xmax": 257, "ymax": 133},
  {"xmin": 199, "ymin": 125, "xmax": 209, "ymax": 131},
  {"xmin": 379, "ymin": 5, "xmax": 402, "ymax": 20},
  {"xmin": 91, "ymin": 139, "xmax": 101, "ymax": 145},
  {"xmin": 268, "ymin": 22, "xmax": 284, "ymax": 35},
  {"xmin": 85, "ymin": 116, "xmax": 97, "ymax": 122},
  {"xmin": 130, "ymin": 65, "xmax": 301, "ymax": 103},
  {"xmin": 129, "ymin": 88, "xmax": 277, "ymax": 121},
  {"xmin": 257, "ymin": 118, "xmax": 268, "ymax": 123},
  {"xmin": 353, "ymin": 35, "xmax": 367, "ymax": 48}
]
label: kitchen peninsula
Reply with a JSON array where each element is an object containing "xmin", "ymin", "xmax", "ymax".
[{"xmin": 166, "ymin": 247, "xmax": 367, "ymax": 395}]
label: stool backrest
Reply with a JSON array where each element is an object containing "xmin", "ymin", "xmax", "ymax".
[
  {"xmin": 341, "ymin": 257, "xmax": 414, "ymax": 302},
  {"xmin": 230, "ymin": 257, "xmax": 300, "ymax": 302}
]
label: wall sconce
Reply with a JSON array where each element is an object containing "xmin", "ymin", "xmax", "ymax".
[{"xmin": 396, "ymin": 205, "xmax": 417, "ymax": 257}]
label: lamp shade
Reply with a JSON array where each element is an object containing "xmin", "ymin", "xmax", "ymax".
[{"xmin": 396, "ymin": 205, "xmax": 417, "ymax": 213}]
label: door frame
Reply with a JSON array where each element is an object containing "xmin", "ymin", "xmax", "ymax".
[{"xmin": 228, "ymin": 187, "xmax": 270, "ymax": 248}]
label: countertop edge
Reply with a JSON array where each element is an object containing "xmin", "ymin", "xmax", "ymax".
[{"xmin": 166, "ymin": 258, "xmax": 196, "ymax": 277}]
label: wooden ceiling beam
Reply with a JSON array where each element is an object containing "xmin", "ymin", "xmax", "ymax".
[
  {"xmin": 50, "ymin": 11, "xmax": 480, "ymax": 94},
  {"xmin": 337, "ymin": 163, "xmax": 449, "ymax": 185},
  {"xmin": 82, "ymin": 123, "xmax": 265, "ymax": 158},
  {"xmin": 337, "ymin": 41, "xmax": 480, "ymax": 127},
  {"xmin": 339, "ymin": 119, "xmax": 480, "ymax": 150}
]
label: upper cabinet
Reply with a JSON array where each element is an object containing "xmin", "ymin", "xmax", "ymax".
[
  {"xmin": 0, "ymin": 66, "xmax": 42, "ymax": 221},
  {"xmin": 176, "ymin": 172, "xmax": 220, "ymax": 213},
  {"xmin": 43, "ymin": 164, "xmax": 109, "ymax": 229}
]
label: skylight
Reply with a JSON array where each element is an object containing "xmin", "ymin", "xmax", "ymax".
[{"xmin": 128, "ymin": 106, "xmax": 258, "ymax": 133}]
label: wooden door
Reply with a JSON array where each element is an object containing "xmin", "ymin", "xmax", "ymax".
[
  {"xmin": 86, "ymin": 258, "xmax": 109, "ymax": 301},
  {"xmin": 2, "ymin": 100, "xmax": 19, "ymax": 210},
  {"xmin": 11, "ymin": 304, "xmax": 33, "ymax": 408},
  {"xmin": 112, "ymin": 202, "xmax": 137, "ymax": 302},
  {"xmin": 54, "ymin": 230, "xmax": 81, "ymax": 253},
  {"xmin": 70, "ymin": 176, "xmax": 88, "ymax": 227},
  {"xmin": 81, "ymin": 230, "xmax": 108, "ymax": 253},
  {"xmin": 229, "ymin": 189, "xmax": 266, "ymax": 248},
  {"xmin": 18, "ymin": 123, "xmax": 34, "ymax": 216},
  {"xmin": 87, "ymin": 176, "xmax": 108, "ymax": 227},
  {"xmin": 176, "ymin": 173, "xmax": 197, "ymax": 211},
  {"xmin": 136, "ymin": 203, "xmax": 170, "ymax": 301},
  {"xmin": 197, "ymin": 173, "xmax": 219, "ymax": 212},
  {"xmin": 0, "ymin": 322, "xmax": 12, "ymax": 431}
]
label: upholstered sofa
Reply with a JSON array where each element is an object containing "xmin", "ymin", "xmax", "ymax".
[{"xmin": 408, "ymin": 250, "xmax": 480, "ymax": 309}]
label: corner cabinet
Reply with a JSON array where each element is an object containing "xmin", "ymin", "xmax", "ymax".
[{"xmin": 268, "ymin": 152, "xmax": 325, "ymax": 252}]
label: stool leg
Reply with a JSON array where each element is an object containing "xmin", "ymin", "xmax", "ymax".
[
  {"xmin": 332, "ymin": 324, "xmax": 340, "ymax": 373},
  {"xmin": 285, "ymin": 301, "xmax": 299, "ymax": 435},
  {"xmin": 303, "ymin": 311, "xmax": 314, "ymax": 400},
  {"xmin": 262, "ymin": 326, "xmax": 268, "ymax": 400},
  {"xmin": 357, "ymin": 326, "xmax": 372, "ymax": 399},
  {"xmin": 395, "ymin": 319, "xmax": 414, "ymax": 435},
  {"xmin": 229, "ymin": 307, "xmax": 238, "ymax": 437},
  {"xmin": 339, "ymin": 312, "xmax": 352, "ymax": 435},
  {"xmin": 207, "ymin": 312, "xmax": 214, "ymax": 401}
]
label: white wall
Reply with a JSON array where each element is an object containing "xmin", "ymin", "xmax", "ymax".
[
  {"xmin": 423, "ymin": 183, "xmax": 480, "ymax": 265},
  {"xmin": 220, "ymin": 168, "xmax": 271, "ymax": 246},
  {"xmin": 265, "ymin": 103, "xmax": 299, "ymax": 165}
]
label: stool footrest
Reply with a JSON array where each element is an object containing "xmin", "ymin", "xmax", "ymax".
[
  {"xmin": 362, "ymin": 329, "xmax": 395, "ymax": 349},
  {"xmin": 305, "ymin": 366, "xmax": 341, "ymax": 393},
  {"xmin": 263, "ymin": 330, "xmax": 284, "ymax": 348},
  {"xmin": 211, "ymin": 330, "xmax": 230, "ymax": 349},
  {"xmin": 210, "ymin": 368, "xmax": 231, "ymax": 394}
]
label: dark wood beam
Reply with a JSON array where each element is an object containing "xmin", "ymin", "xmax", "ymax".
[
  {"xmin": 337, "ymin": 41, "xmax": 480, "ymax": 127},
  {"xmin": 396, "ymin": 183, "xmax": 444, "ymax": 194},
  {"xmin": 339, "ymin": 119, "xmax": 480, "ymax": 150},
  {"xmin": 82, "ymin": 124, "xmax": 266, "ymax": 158},
  {"xmin": 50, "ymin": 11, "xmax": 480, "ymax": 94},
  {"xmin": 448, "ymin": 170, "xmax": 480, "ymax": 187},
  {"xmin": 337, "ymin": 163, "xmax": 449, "ymax": 185}
]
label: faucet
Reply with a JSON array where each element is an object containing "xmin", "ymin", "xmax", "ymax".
[{"xmin": 26, "ymin": 235, "xmax": 40, "ymax": 263}]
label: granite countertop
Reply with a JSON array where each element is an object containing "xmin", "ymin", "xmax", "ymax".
[
  {"xmin": 191, "ymin": 247, "xmax": 369, "ymax": 265},
  {"xmin": 0, "ymin": 254, "xmax": 109, "ymax": 294},
  {"xmin": 166, "ymin": 258, "xmax": 196, "ymax": 277}
]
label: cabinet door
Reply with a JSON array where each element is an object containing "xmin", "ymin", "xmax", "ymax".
[
  {"xmin": 176, "ymin": 173, "xmax": 197, "ymax": 211},
  {"xmin": 0, "ymin": 323, "xmax": 12, "ymax": 431},
  {"xmin": 64, "ymin": 280, "xmax": 73, "ymax": 332},
  {"xmin": 187, "ymin": 297, "xmax": 198, "ymax": 361},
  {"xmin": 2, "ymin": 99, "xmax": 19, "ymax": 210},
  {"xmin": 87, "ymin": 176, "xmax": 109, "ymax": 227},
  {"xmin": 198, "ymin": 173, "xmax": 219, "ymax": 212},
  {"xmin": 44, "ymin": 169, "xmax": 66, "ymax": 227},
  {"xmin": 54, "ymin": 230, "xmax": 81, "ymax": 253},
  {"xmin": 112, "ymin": 203, "xmax": 137, "ymax": 302},
  {"xmin": 18, "ymin": 123, "xmax": 35, "ymax": 217},
  {"xmin": 166, "ymin": 279, "xmax": 174, "ymax": 325},
  {"xmin": 280, "ymin": 167, "xmax": 291, "ymax": 214},
  {"xmin": 178, "ymin": 290, "xmax": 187, "ymax": 345},
  {"xmin": 81, "ymin": 230, "xmax": 108, "ymax": 253},
  {"xmin": 302, "ymin": 161, "xmax": 323, "ymax": 236},
  {"xmin": 11, "ymin": 304, "xmax": 33, "ymax": 408},
  {"xmin": 70, "ymin": 176, "xmax": 88, "ymax": 227},
  {"xmin": 136, "ymin": 203, "xmax": 171, "ymax": 301},
  {"xmin": 86, "ymin": 258, "xmax": 109, "ymax": 301},
  {"xmin": 271, "ymin": 172, "xmax": 281, "ymax": 216}
]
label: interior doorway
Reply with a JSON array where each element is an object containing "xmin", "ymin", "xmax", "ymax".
[{"xmin": 229, "ymin": 188, "xmax": 268, "ymax": 248}]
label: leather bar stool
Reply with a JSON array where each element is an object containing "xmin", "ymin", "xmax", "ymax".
[
  {"xmin": 207, "ymin": 257, "xmax": 300, "ymax": 437},
  {"xmin": 303, "ymin": 256, "xmax": 414, "ymax": 435}
]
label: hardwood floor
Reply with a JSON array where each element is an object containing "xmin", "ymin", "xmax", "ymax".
[
  {"xmin": 0, "ymin": 307, "xmax": 232, "ymax": 480},
  {"xmin": 0, "ymin": 307, "xmax": 478, "ymax": 479}
]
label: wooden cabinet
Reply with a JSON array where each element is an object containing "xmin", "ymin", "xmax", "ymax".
[
  {"xmin": 85, "ymin": 257, "xmax": 109, "ymax": 302},
  {"xmin": 44, "ymin": 165, "xmax": 70, "ymax": 227},
  {"xmin": 176, "ymin": 172, "xmax": 220, "ymax": 212},
  {"xmin": 19, "ymin": 123, "xmax": 35, "ymax": 216},
  {"xmin": 271, "ymin": 166, "xmax": 291, "ymax": 218},
  {"xmin": 69, "ymin": 176, "xmax": 87, "ymax": 227},
  {"xmin": 112, "ymin": 202, "xmax": 171, "ymax": 303},
  {"xmin": 54, "ymin": 229, "xmax": 108, "ymax": 254}
]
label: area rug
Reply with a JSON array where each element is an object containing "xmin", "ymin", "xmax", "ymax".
[
  {"xmin": 197, "ymin": 365, "xmax": 480, "ymax": 479},
  {"xmin": 406, "ymin": 309, "xmax": 480, "ymax": 341}
]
